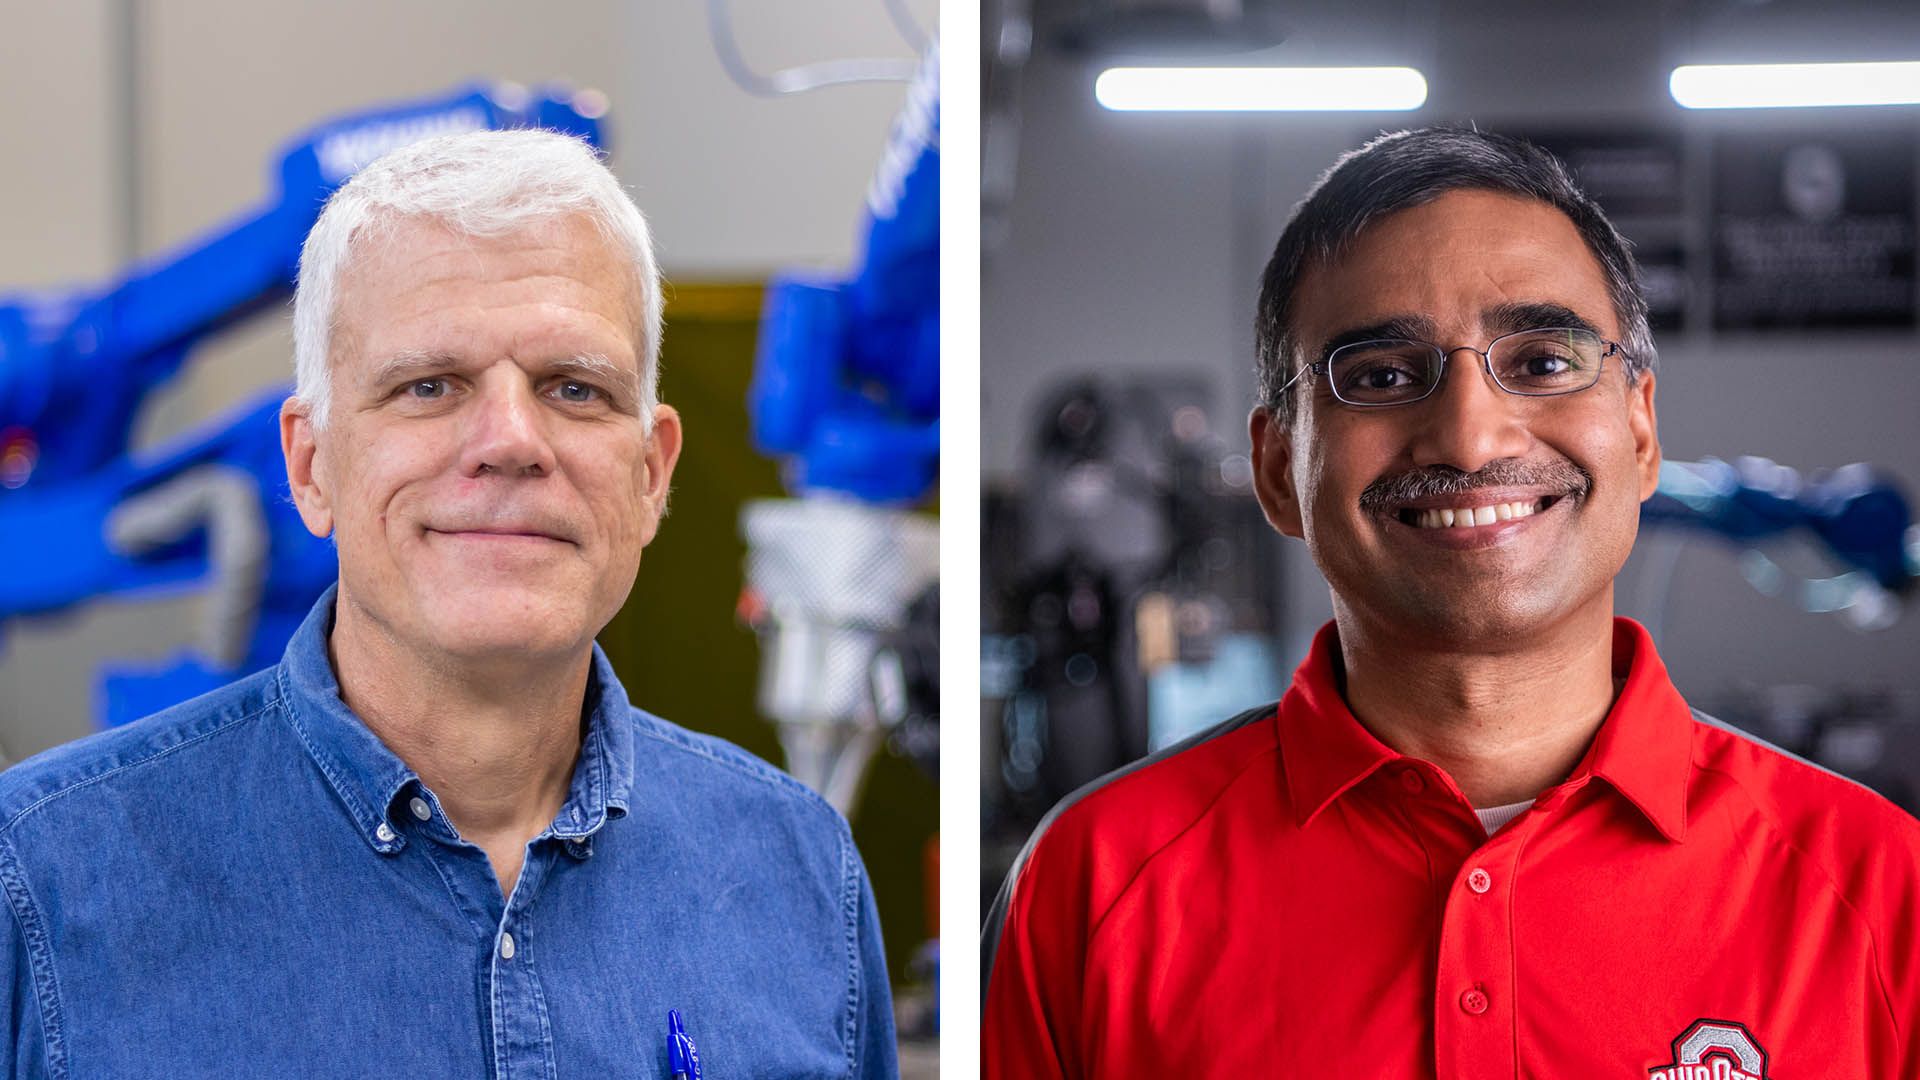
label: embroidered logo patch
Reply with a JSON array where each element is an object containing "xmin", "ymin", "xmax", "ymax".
[{"xmin": 1647, "ymin": 1019, "xmax": 1770, "ymax": 1080}]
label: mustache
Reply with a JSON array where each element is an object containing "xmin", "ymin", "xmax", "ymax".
[{"xmin": 1357, "ymin": 458, "xmax": 1593, "ymax": 510}]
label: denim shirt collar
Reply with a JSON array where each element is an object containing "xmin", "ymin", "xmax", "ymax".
[{"xmin": 276, "ymin": 584, "xmax": 635, "ymax": 855}]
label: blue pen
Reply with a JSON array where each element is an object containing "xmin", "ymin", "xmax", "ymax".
[{"xmin": 668, "ymin": 1009, "xmax": 702, "ymax": 1080}]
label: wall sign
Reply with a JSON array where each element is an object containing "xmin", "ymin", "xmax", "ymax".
[{"xmin": 1713, "ymin": 130, "xmax": 1916, "ymax": 330}]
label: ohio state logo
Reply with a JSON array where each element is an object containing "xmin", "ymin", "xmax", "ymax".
[{"xmin": 1647, "ymin": 1019, "xmax": 1771, "ymax": 1080}]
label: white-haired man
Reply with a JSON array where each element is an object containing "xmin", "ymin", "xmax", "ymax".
[{"xmin": 0, "ymin": 130, "xmax": 896, "ymax": 1078}]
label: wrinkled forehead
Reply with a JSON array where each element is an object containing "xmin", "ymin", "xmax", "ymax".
[
  {"xmin": 339, "ymin": 212, "xmax": 635, "ymax": 293},
  {"xmin": 330, "ymin": 213, "xmax": 645, "ymax": 357}
]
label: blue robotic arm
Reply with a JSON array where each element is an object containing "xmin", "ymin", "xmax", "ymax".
[
  {"xmin": 738, "ymin": 45, "xmax": 941, "ymax": 815},
  {"xmin": 0, "ymin": 81, "xmax": 605, "ymax": 492},
  {"xmin": 1642, "ymin": 456, "xmax": 1918, "ymax": 631},
  {"xmin": 748, "ymin": 47, "xmax": 939, "ymax": 504},
  {"xmin": 1644, "ymin": 456, "xmax": 1916, "ymax": 592},
  {"xmin": 0, "ymin": 392, "xmax": 338, "ymax": 724}
]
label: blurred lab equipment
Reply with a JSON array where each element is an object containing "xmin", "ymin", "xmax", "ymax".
[
  {"xmin": 982, "ymin": 375, "xmax": 1289, "ymax": 883},
  {"xmin": 740, "ymin": 44, "xmax": 940, "ymax": 819}
]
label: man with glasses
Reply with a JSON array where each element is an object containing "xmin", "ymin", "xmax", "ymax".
[{"xmin": 984, "ymin": 128, "xmax": 1920, "ymax": 1078}]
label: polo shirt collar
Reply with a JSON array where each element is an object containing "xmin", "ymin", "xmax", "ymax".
[
  {"xmin": 1276, "ymin": 622, "xmax": 1402, "ymax": 828},
  {"xmin": 1277, "ymin": 617, "xmax": 1691, "ymax": 842},
  {"xmin": 278, "ymin": 584, "xmax": 636, "ymax": 853},
  {"xmin": 1577, "ymin": 618, "xmax": 1692, "ymax": 842}
]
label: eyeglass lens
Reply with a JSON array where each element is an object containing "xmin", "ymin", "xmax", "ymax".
[{"xmin": 1327, "ymin": 328, "xmax": 1608, "ymax": 406}]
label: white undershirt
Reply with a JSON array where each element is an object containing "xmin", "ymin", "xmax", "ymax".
[
  {"xmin": 1474, "ymin": 799, "xmax": 1535, "ymax": 836},
  {"xmin": 1470, "ymin": 677, "xmax": 1622, "ymax": 836}
]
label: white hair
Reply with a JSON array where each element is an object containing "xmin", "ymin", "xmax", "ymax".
[{"xmin": 291, "ymin": 128, "xmax": 662, "ymax": 430}]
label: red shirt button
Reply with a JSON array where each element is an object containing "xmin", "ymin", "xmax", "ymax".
[
  {"xmin": 1467, "ymin": 868, "xmax": 1492, "ymax": 894},
  {"xmin": 1398, "ymin": 769, "xmax": 1425, "ymax": 794},
  {"xmin": 1460, "ymin": 986, "xmax": 1490, "ymax": 1015}
]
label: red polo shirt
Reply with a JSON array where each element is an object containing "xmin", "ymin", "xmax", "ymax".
[{"xmin": 983, "ymin": 619, "xmax": 1920, "ymax": 1078}]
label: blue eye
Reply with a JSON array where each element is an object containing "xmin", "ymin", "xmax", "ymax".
[
  {"xmin": 556, "ymin": 381, "xmax": 599, "ymax": 403},
  {"xmin": 408, "ymin": 379, "xmax": 448, "ymax": 399}
]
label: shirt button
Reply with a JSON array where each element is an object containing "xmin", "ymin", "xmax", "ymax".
[
  {"xmin": 1467, "ymin": 867, "xmax": 1492, "ymax": 894},
  {"xmin": 500, "ymin": 932, "xmax": 516, "ymax": 960},
  {"xmin": 409, "ymin": 797, "xmax": 432, "ymax": 821},
  {"xmin": 1398, "ymin": 769, "xmax": 1425, "ymax": 794},
  {"xmin": 1460, "ymin": 986, "xmax": 1489, "ymax": 1015},
  {"xmin": 375, "ymin": 822, "xmax": 397, "ymax": 843}
]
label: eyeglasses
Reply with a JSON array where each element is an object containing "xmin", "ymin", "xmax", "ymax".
[{"xmin": 1281, "ymin": 326, "xmax": 1629, "ymax": 408}]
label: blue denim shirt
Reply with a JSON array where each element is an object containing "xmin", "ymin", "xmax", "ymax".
[{"xmin": 0, "ymin": 589, "xmax": 896, "ymax": 1078}]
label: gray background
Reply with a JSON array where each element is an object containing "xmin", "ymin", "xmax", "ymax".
[{"xmin": 983, "ymin": 0, "xmax": 1920, "ymax": 710}]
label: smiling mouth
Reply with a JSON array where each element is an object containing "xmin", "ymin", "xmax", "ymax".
[{"xmin": 1394, "ymin": 495, "xmax": 1561, "ymax": 529}]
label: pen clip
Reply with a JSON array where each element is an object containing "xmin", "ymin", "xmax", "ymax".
[{"xmin": 668, "ymin": 1008, "xmax": 702, "ymax": 1080}]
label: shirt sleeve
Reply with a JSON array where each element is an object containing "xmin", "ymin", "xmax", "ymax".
[
  {"xmin": 1871, "ymin": 813, "xmax": 1920, "ymax": 1077},
  {"xmin": 849, "ymin": 839, "xmax": 898, "ymax": 1080},
  {"xmin": 982, "ymin": 826, "xmax": 1085, "ymax": 1080},
  {"xmin": 0, "ymin": 838, "xmax": 54, "ymax": 1079}
]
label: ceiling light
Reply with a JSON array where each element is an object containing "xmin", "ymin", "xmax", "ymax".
[
  {"xmin": 1670, "ymin": 61, "xmax": 1920, "ymax": 109},
  {"xmin": 1095, "ymin": 66, "xmax": 1427, "ymax": 112}
]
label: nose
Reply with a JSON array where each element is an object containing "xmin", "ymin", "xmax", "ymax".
[
  {"xmin": 1403, "ymin": 348, "xmax": 1532, "ymax": 474},
  {"xmin": 459, "ymin": 375, "xmax": 557, "ymax": 478}
]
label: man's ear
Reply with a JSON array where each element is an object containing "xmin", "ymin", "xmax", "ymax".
[
  {"xmin": 1250, "ymin": 405, "xmax": 1305, "ymax": 539},
  {"xmin": 1628, "ymin": 370, "xmax": 1661, "ymax": 502},
  {"xmin": 636, "ymin": 403, "xmax": 683, "ymax": 546},
  {"xmin": 281, "ymin": 397, "xmax": 334, "ymax": 539}
]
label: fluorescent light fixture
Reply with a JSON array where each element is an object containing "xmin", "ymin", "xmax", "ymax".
[
  {"xmin": 1095, "ymin": 66, "xmax": 1427, "ymax": 112},
  {"xmin": 1670, "ymin": 61, "xmax": 1920, "ymax": 109}
]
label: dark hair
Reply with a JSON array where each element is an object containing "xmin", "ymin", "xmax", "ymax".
[{"xmin": 1254, "ymin": 127, "xmax": 1656, "ymax": 427}]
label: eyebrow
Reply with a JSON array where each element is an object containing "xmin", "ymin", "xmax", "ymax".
[
  {"xmin": 1313, "ymin": 301, "xmax": 1608, "ymax": 361},
  {"xmin": 366, "ymin": 351, "xmax": 640, "ymax": 400},
  {"xmin": 1315, "ymin": 315, "xmax": 1439, "ymax": 361},
  {"xmin": 366, "ymin": 351, "xmax": 458, "ymax": 388},
  {"xmin": 1483, "ymin": 301, "xmax": 1605, "ymax": 339},
  {"xmin": 547, "ymin": 353, "xmax": 634, "ymax": 392}
]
